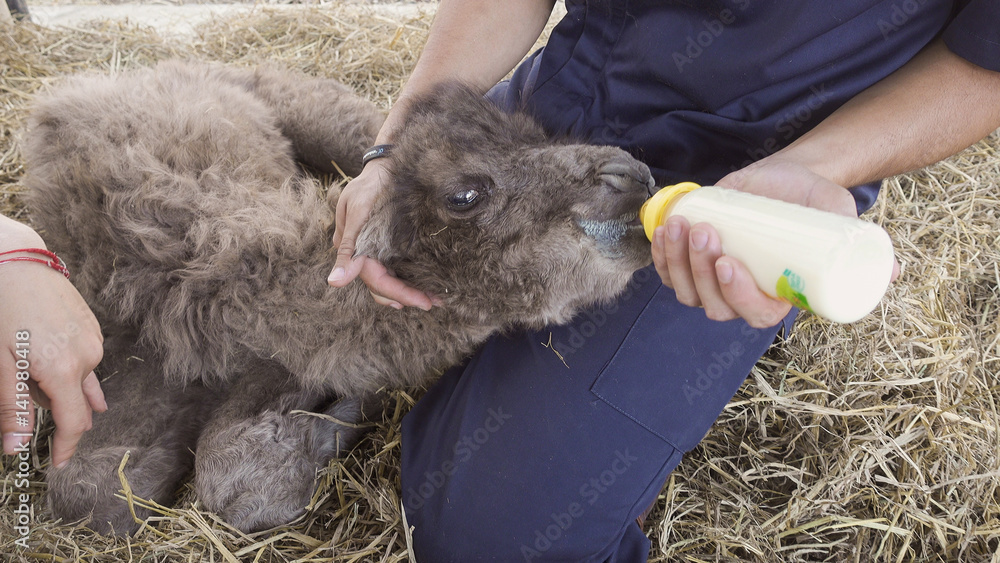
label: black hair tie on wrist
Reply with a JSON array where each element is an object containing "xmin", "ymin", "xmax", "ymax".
[{"xmin": 361, "ymin": 144, "xmax": 393, "ymax": 169}]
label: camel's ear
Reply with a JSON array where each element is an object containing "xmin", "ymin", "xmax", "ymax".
[
  {"xmin": 385, "ymin": 180, "xmax": 420, "ymax": 257},
  {"xmin": 325, "ymin": 183, "xmax": 342, "ymax": 212},
  {"xmin": 352, "ymin": 181, "xmax": 417, "ymax": 264}
]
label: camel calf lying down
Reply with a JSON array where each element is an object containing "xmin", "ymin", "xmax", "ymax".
[{"xmin": 23, "ymin": 60, "xmax": 655, "ymax": 533}]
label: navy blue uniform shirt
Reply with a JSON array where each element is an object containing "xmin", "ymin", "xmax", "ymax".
[{"xmin": 494, "ymin": 0, "xmax": 1000, "ymax": 214}]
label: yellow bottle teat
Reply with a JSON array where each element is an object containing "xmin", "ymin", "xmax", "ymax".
[{"xmin": 639, "ymin": 182, "xmax": 703, "ymax": 242}]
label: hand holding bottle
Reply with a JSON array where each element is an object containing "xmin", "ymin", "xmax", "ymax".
[{"xmin": 650, "ymin": 158, "xmax": 899, "ymax": 327}]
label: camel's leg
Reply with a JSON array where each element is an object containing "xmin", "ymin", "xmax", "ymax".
[
  {"xmin": 193, "ymin": 360, "xmax": 380, "ymax": 533},
  {"xmin": 208, "ymin": 63, "xmax": 384, "ymax": 178},
  {"xmin": 46, "ymin": 334, "xmax": 220, "ymax": 535}
]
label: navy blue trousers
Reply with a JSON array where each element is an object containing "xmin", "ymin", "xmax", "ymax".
[{"xmin": 402, "ymin": 264, "xmax": 796, "ymax": 561}]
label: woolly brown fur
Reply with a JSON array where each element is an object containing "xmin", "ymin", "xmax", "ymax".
[
  {"xmin": 26, "ymin": 61, "xmax": 653, "ymax": 397},
  {"xmin": 24, "ymin": 60, "xmax": 654, "ymax": 533}
]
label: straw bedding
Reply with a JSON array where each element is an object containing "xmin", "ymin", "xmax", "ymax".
[{"xmin": 2, "ymin": 4, "xmax": 998, "ymax": 562}]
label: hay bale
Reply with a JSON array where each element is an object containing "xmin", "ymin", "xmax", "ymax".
[{"xmin": 2, "ymin": 5, "xmax": 999, "ymax": 562}]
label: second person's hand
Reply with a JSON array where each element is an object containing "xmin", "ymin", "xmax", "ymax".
[{"xmin": 0, "ymin": 220, "xmax": 107, "ymax": 469}]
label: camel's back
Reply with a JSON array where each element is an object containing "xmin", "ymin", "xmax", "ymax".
[
  {"xmin": 25, "ymin": 61, "xmax": 298, "ymax": 193},
  {"xmin": 22, "ymin": 62, "xmax": 330, "ymax": 348}
]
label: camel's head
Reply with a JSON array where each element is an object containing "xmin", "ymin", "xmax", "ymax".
[{"xmin": 358, "ymin": 84, "xmax": 654, "ymax": 327}]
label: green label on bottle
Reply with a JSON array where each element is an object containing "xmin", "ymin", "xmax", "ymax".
[{"xmin": 776, "ymin": 268, "xmax": 811, "ymax": 311}]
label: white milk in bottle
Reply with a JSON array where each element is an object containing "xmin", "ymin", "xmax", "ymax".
[{"xmin": 640, "ymin": 182, "xmax": 895, "ymax": 323}]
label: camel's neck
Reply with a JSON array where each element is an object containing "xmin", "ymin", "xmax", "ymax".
[{"xmin": 257, "ymin": 254, "xmax": 499, "ymax": 396}]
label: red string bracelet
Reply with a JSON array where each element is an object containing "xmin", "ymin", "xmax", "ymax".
[{"xmin": 0, "ymin": 248, "xmax": 70, "ymax": 279}]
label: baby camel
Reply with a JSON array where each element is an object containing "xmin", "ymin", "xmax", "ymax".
[{"xmin": 24, "ymin": 60, "xmax": 655, "ymax": 534}]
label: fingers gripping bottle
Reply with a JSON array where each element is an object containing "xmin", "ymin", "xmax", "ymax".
[{"xmin": 640, "ymin": 182, "xmax": 895, "ymax": 323}]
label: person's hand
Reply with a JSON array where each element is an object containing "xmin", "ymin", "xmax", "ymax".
[
  {"xmin": 650, "ymin": 157, "xmax": 897, "ymax": 328},
  {"xmin": 328, "ymin": 159, "xmax": 437, "ymax": 310},
  {"xmin": 0, "ymin": 230, "xmax": 106, "ymax": 469}
]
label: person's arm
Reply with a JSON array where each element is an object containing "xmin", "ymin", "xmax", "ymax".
[
  {"xmin": 329, "ymin": 0, "xmax": 556, "ymax": 310},
  {"xmin": 654, "ymin": 39, "xmax": 1000, "ymax": 328},
  {"xmin": 371, "ymin": 0, "xmax": 556, "ymax": 148},
  {"xmin": 779, "ymin": 40, "xmax": 1000, "ymax": 188},
  {"xmin": 0, "ymin": 215, "xmax": 106, "ymax": 468}
]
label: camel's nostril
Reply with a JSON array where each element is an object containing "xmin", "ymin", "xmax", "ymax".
[
  {"xmin": 599, "ymin": 160, "xmax": 654, "ymax": 194},
  {"xmin": 600, "ymin": 172, "xmax": 632, "ymax": 193}
]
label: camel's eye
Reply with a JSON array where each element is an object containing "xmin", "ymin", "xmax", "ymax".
[
  {"xmin": 445, "ymin": 174, "xmax": 492, "ymax": 213},
  {"xmin": 447, "ymin": 189, "xmax": 481, "ymax": 209}
]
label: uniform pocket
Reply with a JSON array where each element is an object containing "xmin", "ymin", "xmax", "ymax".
[{"xmin": 589, "ymin": 284, "xmax": 788, "ymax": 452}]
